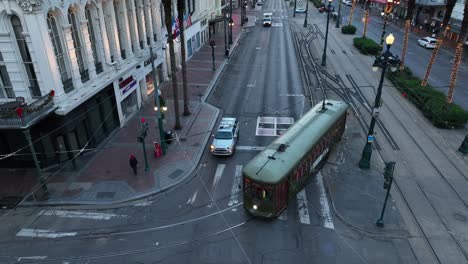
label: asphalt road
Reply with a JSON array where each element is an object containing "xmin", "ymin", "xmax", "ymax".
[
  {"xmin": 0, "ymin": 1, "xmax": 437, "ymax": 263},
  {"xmin": 337, "ymin": 3, "xmax": 468, "ymax": 110}
]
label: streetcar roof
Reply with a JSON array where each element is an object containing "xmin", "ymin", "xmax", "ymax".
[{"xmin": 242, "ymin": 100, "xmax": 348, "ymax": 184}]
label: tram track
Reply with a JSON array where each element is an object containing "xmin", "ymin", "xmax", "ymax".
[{"xmin": 291, "ymin": 20, "xmax": 468, "ymax": 263}]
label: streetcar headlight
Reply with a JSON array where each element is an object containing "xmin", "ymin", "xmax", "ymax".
[{"xmin": 253, "ymin": 204, "xmax": 258, "ymax": 210}]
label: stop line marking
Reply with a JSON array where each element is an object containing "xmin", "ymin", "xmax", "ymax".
[
  {"xmin": 228, "ymin": 165, "xmax": 243, "ymax": 210},
  {"xmin": 317, "ymin": 172, "xmax": 334, "ymax": 229},
  {"xmin": 39, "ymin": 210, "xmax": 127, "ymax": 220},
  {"xmin": 16, "ymin": 229, "xmax": 77, "ymax": 238}
]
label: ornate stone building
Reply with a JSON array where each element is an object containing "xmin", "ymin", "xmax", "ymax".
[{"xmin": 0, "ymin": 0, "xmax": 169, "ymax": 167}]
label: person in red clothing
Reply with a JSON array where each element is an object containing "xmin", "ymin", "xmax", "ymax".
[{"xmin": 129, "ymin": 155, "xmax": 138, "ymax": 175}]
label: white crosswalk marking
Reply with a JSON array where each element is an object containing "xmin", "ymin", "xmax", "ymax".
[
  {"xmin": 39, "ymin": 210, "xmax": 127, "ymax": 220},
  {"xmin": 228, "ymin": 165, "xmax": 243, "ymax": 211},
  {"xmin": 278, "ymin": 209, "xmax": 288, "ymax": 221},
  {"xmin": 296, "ymin": 190, "xmax": 311, "ymax": 225},
  {"xmin": 317, "ymin": 172, "xmax": 334, "ymax": 229},
  {"xmin": 212, "ymin": 164, "xmax": 226, "ymax": 193},
  {"xmin": 16, "ymin": 229, "xmax": 77, "ymax": 238}
]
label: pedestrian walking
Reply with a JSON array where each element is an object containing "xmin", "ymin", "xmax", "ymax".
[{"xmin": 129, "ymin": 155, "xmax": 138, "ymax": 175}]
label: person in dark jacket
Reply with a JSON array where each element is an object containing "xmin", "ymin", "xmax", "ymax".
[{"xmin": 129, "ymin": 155, "xmax": 138, "ymax": 175}]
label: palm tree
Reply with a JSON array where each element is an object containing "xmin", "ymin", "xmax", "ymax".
[
  {"xmin": 362, "ymin": 0, "xmax": 370, "ymax": 38},
  {"xmin": 421, "ymin": 0, "xmax": 457, "ymax": 86},
  {"xmin": 162, "ymin": 0, "xmax": 182, "ymax": 129},
  {"xmin": 447, "ymin": 1, "xmax": 468, "ymax": 103},
  {"xmin": 348, "ymin": 0, "xmax": 357, "ymax": 26},
  {"xmin": 399, "ymin": 0, "xmax": 416, "ymax": 69},
  {"xmin": 177, "ymin": 0, "xmax": 191, "ymax": 116}
]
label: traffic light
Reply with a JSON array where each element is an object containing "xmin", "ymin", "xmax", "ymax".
[
  {"xmin": 383, "ymin": 162, "xmax": 395, "ymax": 189},
  {"xmin": 137, "ymin": 121, "xmax": 149, "ymax": 142}
]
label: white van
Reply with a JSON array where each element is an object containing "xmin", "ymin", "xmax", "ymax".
[{"xmin": 263, "ymin": 13, "xmax": 272, "ymax": 27}]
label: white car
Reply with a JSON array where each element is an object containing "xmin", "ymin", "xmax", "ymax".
[
  {"xmin": 418, "ymin": 37, "xmax": 437, "ymax": 49},
  {"xmin": 295, "ymin": 7, "xmax": 306, "ymax": 13},
  {"xmin": 342, "ymin": 0, "xmax": 352, "ymax": 6},
  {"xmin": 210, "ymin": 117, "xmax": 239, "ymax": 156}
]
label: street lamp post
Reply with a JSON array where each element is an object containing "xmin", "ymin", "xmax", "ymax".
[
  {"xmin": 359, "ymin": 33, "xmax": 400, "ymax": 169},
  {"xmin": 378, "ymin": 0, "xmax": 398, "ymax": 54},
  {"xmin": 293, "ymin": 0, "xmax": 297, "ymax": 17},
  {"xmin": 150, "ymin": 47, "xmax": 167, "ymax": 156},
  {"xmin": 303, "ymin": 0, "xmax": 309, "ymax": 27},
  {"xmin": 335, "ymin": 0, "xmax": 342, "ymax": 28},
  {"xmin": 224, "ymin": 13, "xmax": 229, "ymax": 58},
  {"xmin": 321, "ymin": 0, "xmax": 333, "ymax": 66},
  {"xmin": 137, "ymin": 118, "xmax": 150, "ymax": 172},
  {"xmin": 23, "ymin": 129, "xmax": 49, "ymax": 200},
  {"xmin": 210, "ymin": 39, "xmax": 216, "ymax": 71},
  {"xmin": 229, "ymin": 18, "xmax": 234, "ymax": 45}
]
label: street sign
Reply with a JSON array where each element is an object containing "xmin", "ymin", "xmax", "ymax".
[{"xmin": 367, "ymin": 135, "xmax": 374, "ymax": 143}]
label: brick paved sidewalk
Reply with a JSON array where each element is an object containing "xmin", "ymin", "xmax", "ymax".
[{"xmin": 0, "ymin": 8, "xmax": 250, "ymax": 207}]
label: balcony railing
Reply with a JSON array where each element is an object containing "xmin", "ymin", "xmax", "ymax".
[{"xmin": 0, "ymin": 91, "xmax": 56, "ymax": 129}]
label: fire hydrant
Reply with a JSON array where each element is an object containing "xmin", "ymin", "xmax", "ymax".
[{"xmin": 153, "ymin": 142, "xmax": 162, "ymax": 158}]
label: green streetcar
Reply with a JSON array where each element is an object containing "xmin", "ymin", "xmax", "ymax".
[{"xmin": 243, "ymin": 100, "xmax": 349, "ymax": 218}]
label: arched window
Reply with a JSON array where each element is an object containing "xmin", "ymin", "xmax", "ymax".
[
  {"xmin": 11, "ymin": 15, "xmax": 41, "ymax": 97},
  {"xmin": 0, "ymin": 52, "xmax": 14, "ymax": 98},
  {"xmin": 47, "ymin": 12, "xmax": 74, "ymax": 93},
  {"xmin": 85, "ymin": 5, "xmax": 103, "ymax": 74},
  {"xmin": 113, "ymin": 0, "xmax": 126, "ymax": 59},
  {"xmin": 68, "ymin": 7, "xmax": 89, "ymax": 82},
  {"xmin": 126, "ymin": 0, "xmax": 137, "ymax": 53}
]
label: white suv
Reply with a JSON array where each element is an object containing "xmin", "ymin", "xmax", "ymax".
[
  {"xmin": 210, "ymin": 117, "xmax": 239, "ymax": 156},
  {"xmin": 418, "ymin": 37, "xmax": 437, "ymax": 49}
]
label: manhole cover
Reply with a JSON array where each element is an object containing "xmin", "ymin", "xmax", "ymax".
[
  {"xmin": 168, "ymin": 169, "xmax": 184, "ymax": 179},
  {"xmin": 96, "ymin": 192, "xmax": 115, "ymax": 199}
]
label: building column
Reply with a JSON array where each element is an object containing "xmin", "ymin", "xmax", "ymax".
[
  {"xmin": 150, "ymin": 0, "xmax": 159, "ymax": 43},
  {"xmin": 23, "ymin": 129, "xmax": 49, "ymax": 200},
  {"xmin": 103, "ymin": 0, "xmax": 122, "ymax": 66},
  {"xmin": 118, "ymin": 0, "xmax": 134, "ymax": 59},
  {"xmin": 143, "ymin": 0, "xmax": 155, "ymax": 47},
  {"xmin": 126, "ymin": 0, "xmax": 142, "ymax": 57},
  {"xmin": 96, "ymin": 1, "xmax": 113, "ymax": 72},
  {"xmin": 62, "ymin": 24, "xmax": 82, "ymax": 89},
  {"xmin": 136, "ymin": 0, "xmax": 148, "ymax": 50},
  {"xmin": 81, "ymin": 20, "xmax": 98, "ymax": 80}
]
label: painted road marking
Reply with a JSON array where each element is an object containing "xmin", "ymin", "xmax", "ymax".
[
  {"xmin": 247, "ymin": 80, "xmax": 256, "ymax": 87},
  {"xmin": 187, "ymin": 189, "xmax": 199, "ymax": 205},
  {"xmin": 317, "ymin": 172, "xmax": 334, "ymax": 229},
  {"xmin": 296, "ymin": 190, "xmax": 311, "ymax": 225},
  {"xmin": 133, "ymin": 201, "xmax": 153, "ymax": 207},
  {"xmin": 228, "ymin": 165, "xmax": 243, "ymax": 210},
  {"xmin": 278, "ymin": 209, "xmax": 288, "ymax": 221},
  {"xmin": 235, "ymin": 146, "xmax": 266, "ymax": 151},
  {"xmin": 212, "ymin": 164, "xmax": 226, "ymax": 194},
  {"xmin": 272, "ymin": 23, "xmax": 283, "ymax": 27},
  {"xmin": 16, "ymin": 229, "xmax": 77, "ymax": 238},
  {"xmin": 17, "ymin": 256, "xmax": 47, "ymax": 261},
  {"xmin": 40, "ymin": 210, "xmax": 126, "ymax": 220}
]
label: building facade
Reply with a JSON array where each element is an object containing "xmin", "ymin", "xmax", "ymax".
[{"xmin": 0, "ymin": 0, "xmax": 169, "ymax": 168}]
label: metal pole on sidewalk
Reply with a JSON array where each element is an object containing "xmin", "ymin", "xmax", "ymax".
[
  {"xmin": 150, "ymin": 47, "xmax": 167, "ymax": 155},
  {"xmin": 23, "ymin": 129, "xmax": 49, "ymax": 200},
  {"xmin": 293, "ymin": 0, "xmax": 297, "ymax": 17},
  {"xmin": 210, "ymin": 39, "xmax": 216, "ymax": 71},
  {"xmin": 321, "ymin": 0, "xmax": 332, "ymax": 66},
  {"xmin": 229, "ymin": 0, "xmax": 233, "ymax": 45},
  {"xmin": 303, "ymin": 0, "xmax": 309, "ymax": 27},
  {"xmin": 224, "ymin": 14, "xmax": 228, "ymax": 58},
  {"xmin": 335, "ymin": 0, "xmax": 342, "ymax": 28},
  {"xmin": 376, "ymin": 162, "xmax": 395, "ymax": 227}
]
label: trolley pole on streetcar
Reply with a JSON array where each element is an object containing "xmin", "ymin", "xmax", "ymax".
[{"xmin": 376, "ymin": 162, "xmax": 396, "ymax": 227}]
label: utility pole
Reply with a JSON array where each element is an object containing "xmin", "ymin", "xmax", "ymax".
[
  {"xmin": 150, "ymin": 46, "xmax": 167, "ymax": 155},
  {"xmin": 376, "ymin": 162, "xmax": 396, "ymax": 227}
]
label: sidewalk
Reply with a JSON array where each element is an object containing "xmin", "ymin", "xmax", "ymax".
[{"xmin": 0, "ymin": 8, "xmax": 254, "ymax": 207}]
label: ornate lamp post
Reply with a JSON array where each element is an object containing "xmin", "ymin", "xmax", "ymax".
[
  {"xmin": 224, "ymin": 12, "xmax": 229, "ymax": 58},
  {"xmin": 359, "ymin": 33, "xmax": 401, "ymax": 169},
  {"xmin": 293, "ymin": 0, "xmax": 297, "ymax": 17},
  {"xmin": 321, "ymin": 0, "xmax": 333, "ymax": 66},
  {"xmin": 335, "ymin": 0, "xmax": 342, "ymax": 28},
  {"xmin": 150, "ymin": 47, "xmax": 167, "ymax": 155},
  {"xmin": 378, "ymin": 0, "xmax": 399, "ymax": 54},
  {"xmin": 229, "ymin": 18, "xmax": 234, "ymax": 45}
]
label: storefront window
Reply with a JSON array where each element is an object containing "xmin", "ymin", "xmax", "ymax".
[
  {"xmin": 187, "ymin": 39, "xmax": 193, "ymax": 58},
  {"xmin": 121, "ymin": 90, "xmax": 138, "ymax": 120},
  {"xmin": 146, "ymin": 74, "xmax": 154, "ymax": 94}
]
